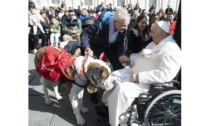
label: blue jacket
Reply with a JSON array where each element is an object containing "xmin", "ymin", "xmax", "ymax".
[
  {"xmin": 80, "ymin": 17, "xmax": 127, "ymax": 56},
  {"xmin": 79, "ymin": 15, "xmax": 91, "ymax": 23}
]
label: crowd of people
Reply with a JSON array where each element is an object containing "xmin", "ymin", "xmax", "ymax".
[
  {"xmin": 28, "ymin": 1, "xmax": 181, "ymax": 126},
  {"xmin": 28, "ymin": 1, "xmax": 178, "ymax": 54}
]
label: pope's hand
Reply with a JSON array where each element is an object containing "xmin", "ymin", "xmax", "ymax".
[
  {"xmin": 119, "ymin": 55, "xmax": 130, "ymax": 63},
  {"xmin": 129, "ymin": 73, "xmax": 139, "ymax": 82}
]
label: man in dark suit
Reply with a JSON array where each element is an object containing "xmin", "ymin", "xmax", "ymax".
[
  {"xmin": 165, "ymin": 4, "xmax": 173, "ymax": 14},
  {"xmin": 28, "ymin": 0, "xmax": 36, "ymax": 10},
  {"xmin": 96, "ymin": 2, "xmax": 105, "ymax": 14},
  {"xmin": 80, "ymin": 8, "xmax": 130, "ymax": 71}
]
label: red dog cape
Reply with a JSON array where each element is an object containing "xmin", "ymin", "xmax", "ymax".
[{"xmin": 37, "ymin": 47, "xmax": 76, "ymax": 82}]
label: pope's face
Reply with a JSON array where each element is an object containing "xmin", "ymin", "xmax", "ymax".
[{"xmin": 151, "ymin": 24, "xmax": 162, "ymax": 45}]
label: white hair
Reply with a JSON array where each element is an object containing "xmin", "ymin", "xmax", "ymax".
[{"xmin": 113, "ymin": 7, "xmax": 130, "ymax": 21}]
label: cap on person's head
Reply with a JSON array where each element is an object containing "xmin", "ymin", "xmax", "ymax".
[
  {"xmin": 82, "ymin": 17, "xmax": 95, "ymax": 29},
  {"xmin": 82, "ymin": 17, "xmax": 94, "ymax": 26},
  {"xmin": 157, "ymin": 21, "xmax": 170, "ymax": 33}
]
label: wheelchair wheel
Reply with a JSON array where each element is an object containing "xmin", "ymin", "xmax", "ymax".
[{"xmin": 144, "ymin": 90, "xmax": 181, "ymax": 126}]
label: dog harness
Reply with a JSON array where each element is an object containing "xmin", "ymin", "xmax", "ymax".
[
  {"xmin": 37, "ymin": 47, "xmax": 76, "ymax": 82},
  {"xmin": 37, "ymin": 47, "xmax": 89, "ymax": 86}
]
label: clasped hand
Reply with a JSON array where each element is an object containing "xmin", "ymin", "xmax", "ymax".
[
  {"xmin": 119, "ymin": 55, "xmax": 130, "ymax": 64},
  {"xmin": 129, "ymin": 73, "xmax": 139, "ymax": 82}
]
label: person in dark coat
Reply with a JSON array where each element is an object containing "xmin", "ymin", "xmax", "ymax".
[
  {"xmin": 60, "ymin": 2, "xmax": 67, "ymax": 10},
  {"xmin": 28, "ymin": 0, "xmax": 36, "ymax": 10},
  {"xmin": 127, "ymin": 15, "xmax": 152, "ymax": 55},
  {"xmin": 134, "ymin": 3, "xmax": 142, "ymax": 14},
  {"xmin": 127, "ymin": 12, "xmax": 140, "ymax": 35},
  {"xmin": 149, "ymin": 4, "xmax": 156, "ymax": 12},
  {"xmin": 96, "ymin": 2, "xmax": 105, "ymax": 14},
  {"xmin": 29, "ymin": 22, "xmax": 48, "ymax": 53},
  {"xmin": 148, "ymin": 13, "xmax": 159, "ymax": 32},
  {"xmin": 80, "ymin": 8, "xmax": 130, "ymax": 71},
  {"xmin": 74, "ymin": 5, "xmax": 81, "ymax": 18},
  {"xmin": 127, "ymin": 3, "xmax": 134, "ymax": 16},
  {"xmin": 165, "ymin": 4, "xmax": 173, "ymax": 14}
]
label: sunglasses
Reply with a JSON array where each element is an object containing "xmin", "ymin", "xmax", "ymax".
[{"xmin": 69, "ymin": 14, "xmax": 74, "ymax": 16}]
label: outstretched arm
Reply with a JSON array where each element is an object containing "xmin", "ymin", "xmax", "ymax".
[{"xmin": 80, "ymin": 20, "xmax": 100, "ymax": 49}]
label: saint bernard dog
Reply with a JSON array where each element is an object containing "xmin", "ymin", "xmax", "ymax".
[{"xmin": 34, "ymin": 46, "xmax": 114, "ymax": 125}]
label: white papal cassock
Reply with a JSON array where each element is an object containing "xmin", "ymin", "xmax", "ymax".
[{"xmin": 102, "ymin": 35, "xmax": 181, "ymax": 126}]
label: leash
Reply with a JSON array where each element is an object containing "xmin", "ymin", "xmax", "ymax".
[
  {"xmin": 77, "ymin": 56, "xmax": 88, "ymax": 79},
  {"xmin": 72, "ymin": 81, "xmax": 87, "ymax": 88},
  {"xmin": 59, "ymin": 53, "xmax": 89, "ymax": 88},
  {"xmin": 70, "ymin": 56, "xmax": 89, "ymax": 88},
  {"xmin": 55, "ymin": 47, "xmax": 90, "ymax": 87}
]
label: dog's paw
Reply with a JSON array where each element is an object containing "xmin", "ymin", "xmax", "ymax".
[
  {"xmin": 76, "ymin": 115, "xmax": 85, "ymax": 125},
  {"xmin": 45, "ymin": 99, "xmax": 52, "ymax": 105},
  {"xmin": 56, "ymin": 95, "xmax": 63, "ymax": 101},
  {"xmin": 80, "ymin": 107, "xmax": 89, "ymax": 113}
]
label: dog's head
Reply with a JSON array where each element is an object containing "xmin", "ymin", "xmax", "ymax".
[{"xmin": 86, "ymin": 59, "xmax": 113, "ymax": 90}]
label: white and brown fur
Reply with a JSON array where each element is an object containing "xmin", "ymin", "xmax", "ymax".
[{"xmin": 34, "ymin": 46, "xmax": 112, "ymax": 125}]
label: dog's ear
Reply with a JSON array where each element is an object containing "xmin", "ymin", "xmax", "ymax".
[
  {"xmin": 87, "ymin": 81, "xmax": 97, "ymax": 93},
  {"xmin": 101, "ymin": 66, "xmax": 110, "ymax": 81}
]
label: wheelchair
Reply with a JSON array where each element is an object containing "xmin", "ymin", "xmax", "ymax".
[{"xmin": 119, "ymin": 80, "xmax": 181, "ymax": 126}]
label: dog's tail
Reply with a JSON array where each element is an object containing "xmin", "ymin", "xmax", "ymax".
[{"xmin": 34, "ymin": 46, "xmax": 48, "ymax": 69}]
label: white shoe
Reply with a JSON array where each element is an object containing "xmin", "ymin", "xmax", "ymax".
[{"xmin": 32, "ymin": 49, "xmax": 37, "ymax": 54}]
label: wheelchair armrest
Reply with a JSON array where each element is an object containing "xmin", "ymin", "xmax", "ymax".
[
  {"xmin": 148, "ymin": 80, "xmax": 180, "ymax": 95},
  {"xmin": 151, "ymin": 80, "xmax": 180, "ymax": 88}
]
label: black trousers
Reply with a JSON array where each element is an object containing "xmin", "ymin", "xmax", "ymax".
[
  {"xmin": 90, "ymin": 44, "xmax": 123, "ymax": 71},
  {"xmin": 29, "ymin": 33, "xmax": 48, "ymax": 51}
]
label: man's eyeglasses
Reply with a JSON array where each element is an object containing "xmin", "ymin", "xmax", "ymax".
[{"xmin": 69, "ymin": 14, "xmax": 74, "ymax": 16}]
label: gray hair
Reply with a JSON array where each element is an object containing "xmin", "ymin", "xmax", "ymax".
[{"xmin": 113, "ymin": 7, "xmax": 130, "ymax": 21}]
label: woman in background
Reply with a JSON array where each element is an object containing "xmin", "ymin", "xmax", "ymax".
[{"xmin": 127, "ymin": 15, "xmax": 152, "ymax": 55}]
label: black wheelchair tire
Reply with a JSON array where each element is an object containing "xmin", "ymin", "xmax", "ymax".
[{"xmin": 144, "ymin": 90, "xmax": 181, "ymax": 126}]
